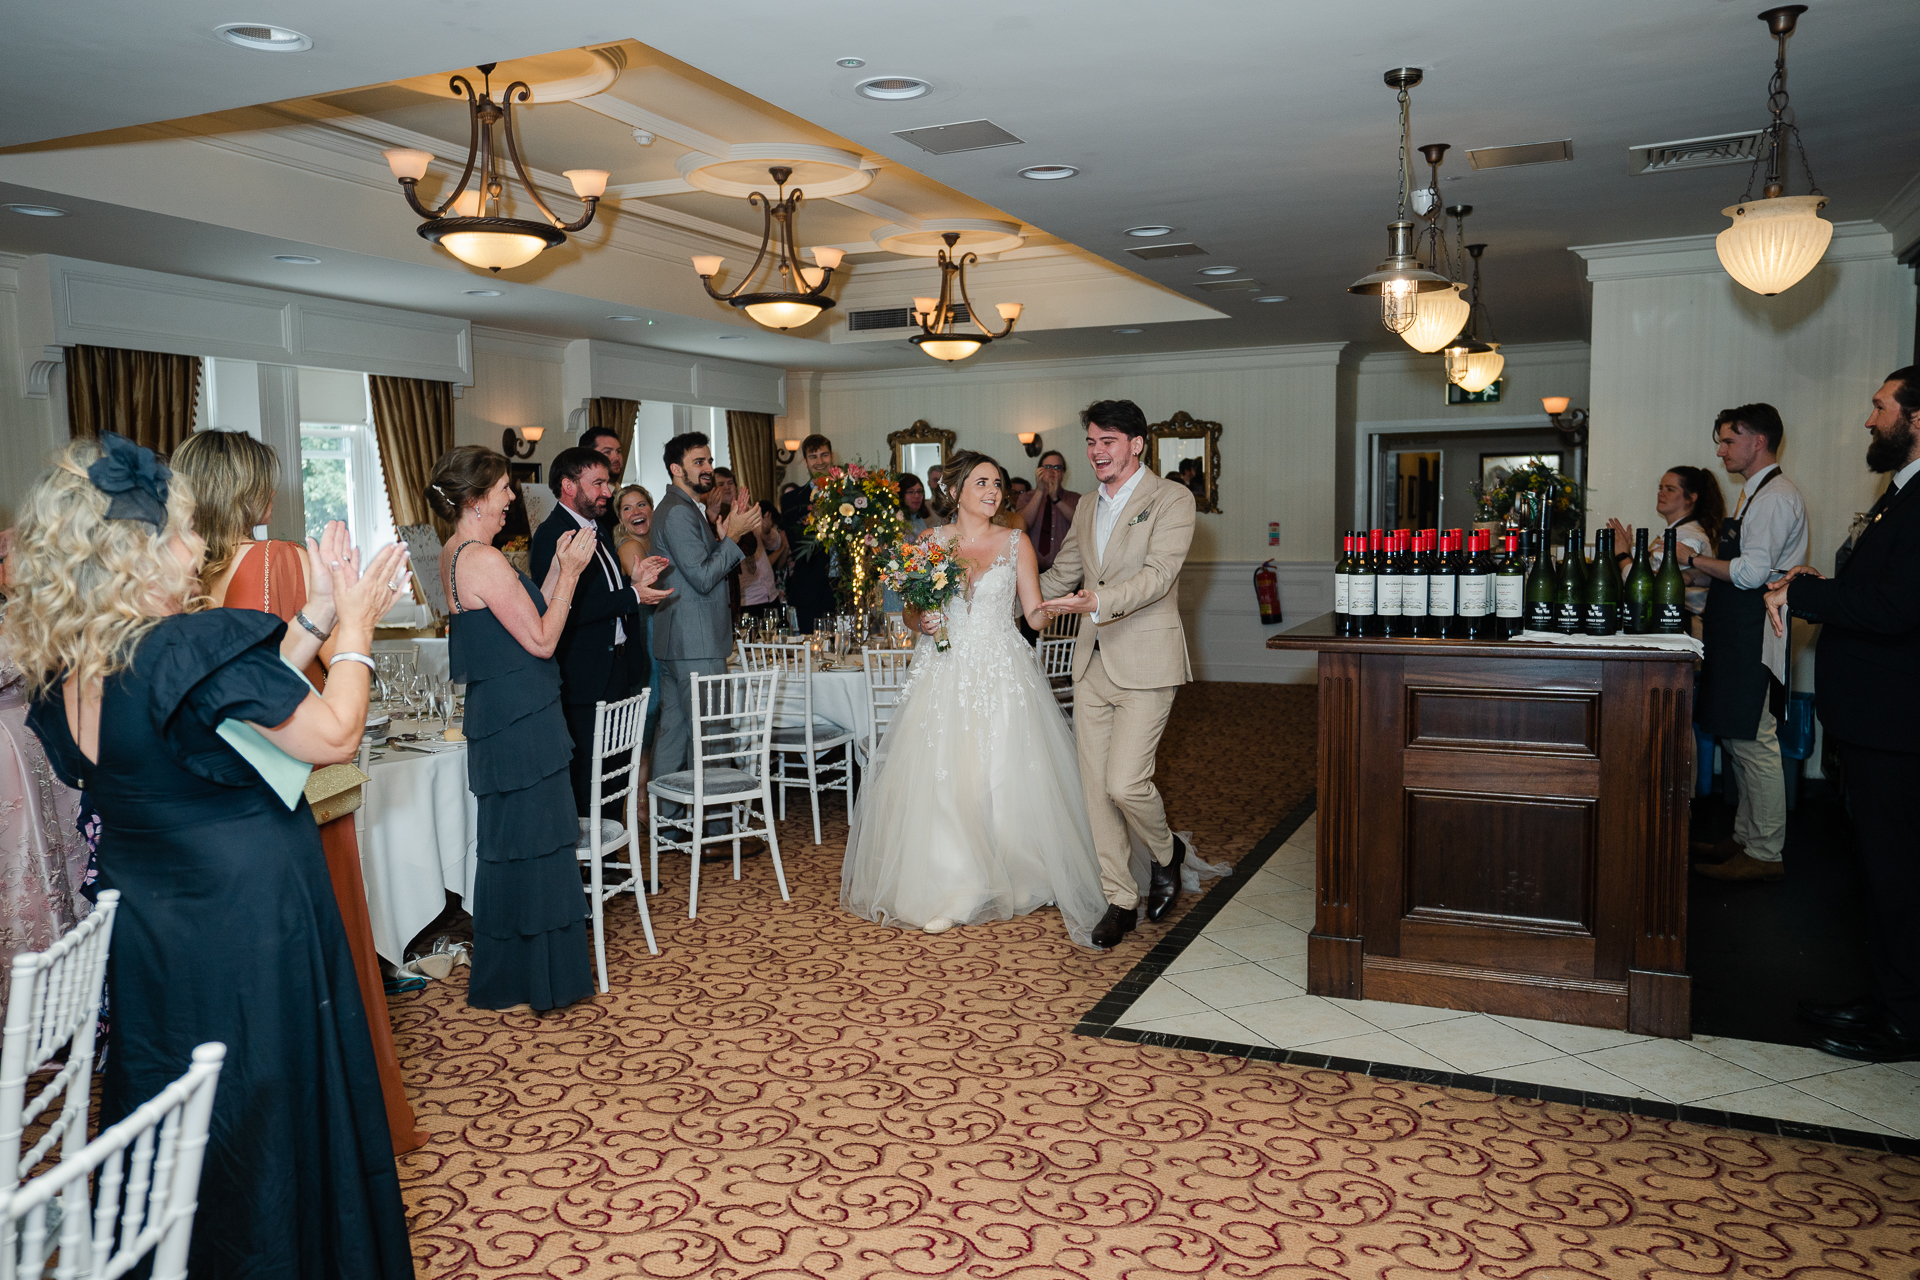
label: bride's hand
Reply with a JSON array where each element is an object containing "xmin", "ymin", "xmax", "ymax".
[{"xmin": 919, "ymin": 610, "xmax": 944, "ymax": 636}]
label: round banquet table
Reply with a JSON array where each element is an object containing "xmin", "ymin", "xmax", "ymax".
[{"xmin": 358, "ymin": 722, "xmax": 476, "ymax": 965}]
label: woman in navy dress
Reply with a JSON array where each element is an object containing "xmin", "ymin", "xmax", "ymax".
[
  {"xmin": 13, "ymin": 434, "xmax": 414, "ymax": 1279},
  {"xmin": 428, "ymin": 446, "xmax": 598, "ymax": 1012}
]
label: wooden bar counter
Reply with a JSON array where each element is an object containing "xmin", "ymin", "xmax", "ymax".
[{"xmin": 1267, "ymin": 614, "xmax": 1697, "ymax": 1038}]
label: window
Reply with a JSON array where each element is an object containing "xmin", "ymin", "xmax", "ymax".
[{"xmin": 300, "ymin": 422, "xmax": 396, "ymax": 553}]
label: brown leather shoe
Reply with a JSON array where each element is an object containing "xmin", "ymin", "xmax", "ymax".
[
  {"xmin": 1693, "ymin": 851, "xmax": 1784, "ymax": 881},
  {"xmin": 1689, "ymin": 837, "xmax": 1744, "ymax": 862}
]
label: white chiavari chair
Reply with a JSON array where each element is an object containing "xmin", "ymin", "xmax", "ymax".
[
  {"xmin": 737, "ymin": 643, "xmax": 854, "ymax": 845},
  {"xmin": 579, "ymin": 691, "xmax": 658, "ymax": 990},
  {"xmin": 857, "ymin": 648, "xmax": 915, "ymax": 776},
  {"xmin": 1037, "ymin": 637, "xmax": 1076, "ymax": 722},
  {"xmin": 647, "ymin": 670, "xmax": 785, "ymax": 919}
]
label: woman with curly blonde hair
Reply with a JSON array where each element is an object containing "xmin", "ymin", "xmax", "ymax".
[{"xmin": 12, "ymin": 433, "xmax": 415, "ymax": 1280}]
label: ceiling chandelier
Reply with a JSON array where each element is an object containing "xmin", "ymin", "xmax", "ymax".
[
  {"xmin": 1397, "ymin": 172, "xmax": 1472, "ymax": 354},
  {"xmin": 382, "ymin": 63, "xmax": 607, "ymax": 273},
  {"xmin": 1348, "ymin": 68, "xmax": 1453, "ymax": 334},
  {"xmin": 909, "ymin": 232, "xmax": 1024, "ymax": 362},
  {"xmin": 1715, "ymin": 5, "xmax": 1830, "ymax": 296},
  {"xmin": 690, "ymin": 166, "xmax": 845, "ymax": 331},
  {"xmin": 1443, "ymin": 242, "xmax": 1504, "ymax": 393}
]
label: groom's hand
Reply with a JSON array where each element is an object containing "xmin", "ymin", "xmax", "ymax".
[{"xmin": 1041, "ymin": 590, "xmax": 1097, "ymax": 616}]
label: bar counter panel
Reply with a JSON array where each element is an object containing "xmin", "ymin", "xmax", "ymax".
[{"xmin": 1268, "ymin": 614, "xmax": 1696, "ymax": 1037}]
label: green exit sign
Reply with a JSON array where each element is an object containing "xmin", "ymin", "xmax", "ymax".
[{"xmin": 1447, "ymin": 379, "xmax": 1502, "ymax": 405}]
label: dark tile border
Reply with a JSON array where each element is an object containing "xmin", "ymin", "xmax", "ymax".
[{"xmin": 1070, "ymin": 791, "xmax": 1918, "ymax": 1159}]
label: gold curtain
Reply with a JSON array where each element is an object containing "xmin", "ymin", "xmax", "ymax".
[
  {"xmin": 369, "ymin": 376, "xmax": 456, "ymax": 537},
  {"xmin": 726, "ymin": 410, "xmax": 776, "ymax": 506},
  {"xmin": 589, "ymin": 397, "xmax": 639, "ymax": 473},
  {"xmin": 65, "ymin": 345, "xmax": 202, "ymax": 455}
]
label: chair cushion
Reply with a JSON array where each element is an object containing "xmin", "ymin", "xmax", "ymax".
[
  {"xmin": 648, "ymin": 767, "xmax": 762, "ymax": 798},
  {"xmin": 575, "ymin": 817, "xmax": 626, "ymax": 852},
  {"xmin": 770, "ymin": 720, "xmax": 853, "ymax": 747}
]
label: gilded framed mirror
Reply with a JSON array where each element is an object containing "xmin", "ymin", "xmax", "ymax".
[
  {"xmin": 887, "ymin": 420, "xmax": 956, "ymax": 480},
  {"xmin": 1146, "ymin": 411, "xmax": 1222, "ymax": 513}
]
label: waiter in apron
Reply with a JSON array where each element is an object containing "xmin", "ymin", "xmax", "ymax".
[{"xmin": 1678, "ymin": 403, "xmax": 1808, "ymax": 882}]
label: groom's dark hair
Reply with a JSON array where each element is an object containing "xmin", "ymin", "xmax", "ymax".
[{"xmin": 1081, "ymin": 399, "xmax": 1149, "ymax": 439}]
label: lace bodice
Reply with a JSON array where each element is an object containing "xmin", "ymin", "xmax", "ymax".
[
  {"xmin": 894, "ymin": 530, "xmax": 1034, "ymax": 731},
  {"xmin": 935, "ymin": 530, "xmax": 1023, "ymax": 652}
]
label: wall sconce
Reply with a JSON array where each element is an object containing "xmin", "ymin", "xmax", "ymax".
[
  {"xmin": 1541, "ymin": 397, "xmax": 1589, "ymax": 445},
  {"xmin": 502, "ymin": 425, "xmax": 544, "ymax": 459},
  {"xmin": 776, "ymin": 438, "xmax": 801, "ymax": 464},
  {"xmin": 1017, "ymin": 432, "xmax": 1042, "ymax": 458}
]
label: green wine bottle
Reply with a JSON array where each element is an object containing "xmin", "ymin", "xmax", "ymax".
[
  {"xmin": 1523, "ymin": 528, "xmax": 1556, "ymax": 633},
  {"xmin": 1653, "ymin": 527, "xmax": 1687, "ymax": 634},
  {"xmin": 1622, "ymin": 527, "xmax": 1654, "ymax": 634},
  {"xmin": 1552, "ymin": 528, "xmax": 1586, "ymax": 634},
  {"xmin": 1584, "ymin": 528, "xmax": 1621, "ymax": 635}
]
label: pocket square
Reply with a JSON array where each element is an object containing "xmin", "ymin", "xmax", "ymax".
[{"xmin": 1127, "ymin": 507, "xmax": 1152, "ymax": 526}]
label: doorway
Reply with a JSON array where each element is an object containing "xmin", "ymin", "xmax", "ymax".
[{"xmin": 1370, "ymin": 426, "xmax": 1578, "ymax": 532}]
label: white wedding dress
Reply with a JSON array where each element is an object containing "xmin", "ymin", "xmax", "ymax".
[{"xmin": 841, "ymin": 530, "xmax": 1109, "ymax": 947}]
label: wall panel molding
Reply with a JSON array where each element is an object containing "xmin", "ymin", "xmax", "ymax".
[
  {"xmin": 813, "ymin": 341, "xmax": 1349, "ymax": 394},
  {"xmin": 561, "ymin": 338, "xmax": 785, "ymax": 420}
]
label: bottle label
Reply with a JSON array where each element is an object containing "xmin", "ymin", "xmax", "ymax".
[
  {"xmin": 1655, "ymin": 603, "xmax": 1684, "ymax": 634},
  {"xmin": 1526, "ymin": 600, "xmax": 1554, "ymax": 632},
  {"xmin": 1377, "ymin": 576, "xmax": 1403, "ymax": 617},
  {"xmin": 1349, "ymin": 575, "xmax": 1376, "ymax": 616},
  {"xmin": 1495, "ymin": 577, "xmax": 1523, "ymax": 618},
  {"xmin": 1584, "ymin": 603, "xmax": 1619, "ymax": 636},
  {"xmin": 1403, "ymin": 573, "xmax": 1429, "ymax": 616},
  {"xmin": 1458, "ymin": 577, "xmax": 1490, "ymax": 617},
  {"xmin": 1622, "ymin": 602, "xmax": 1647, "ymax": 635},
  {"xmin": 1333, "ymin": 572, "xmax": 1350, "ymax": 614},
  {"xmin": 1554, "ymin": 602, "xmax": 1583, "ymax": 633},
  {"xmin": 1428, "ymin": 575, "xmax": 1457, "ymax": 617}
]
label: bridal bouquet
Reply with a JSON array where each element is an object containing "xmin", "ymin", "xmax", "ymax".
[{"xmin": 878, "ymin": 538, "xmax": 964, "ymax": 651}]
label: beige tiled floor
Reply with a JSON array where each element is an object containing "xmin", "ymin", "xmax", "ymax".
[{"xmin": 1118, "ymin": 814, "xmax": 1920, "ymax": 1139}]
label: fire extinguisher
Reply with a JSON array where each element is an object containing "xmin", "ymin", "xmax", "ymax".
[{"xmin": 1254, "ymin": 560, "xmax": 1283, "ymax": 626}]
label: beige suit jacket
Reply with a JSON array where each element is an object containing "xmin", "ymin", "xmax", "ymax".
[{"xmin": 1039, "ymin": 469, "xmax": 1196, "ymax": 689}]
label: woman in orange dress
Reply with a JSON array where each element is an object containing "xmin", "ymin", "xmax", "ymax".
[{"xmin": 171, "ymin": 429, "xmax": 428, "ymax": 1155}]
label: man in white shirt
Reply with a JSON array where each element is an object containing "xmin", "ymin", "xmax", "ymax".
[{"xmin": 1684, "ymin": 403, "xmax": 1808, "ymax": 881}]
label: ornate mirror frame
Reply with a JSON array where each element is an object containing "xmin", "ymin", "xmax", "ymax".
[
  {"xmin": 887, "ymin": 420, "xmax": 956, "ymax": 474},
  {"xmin": 1146, "ymin": 410, "xmax": 1223, "ymax": 513}
]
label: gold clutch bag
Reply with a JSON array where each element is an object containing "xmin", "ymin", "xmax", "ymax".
[{"xmin": 305, "ymin": 762, "xmax": 370, "ymax": 825}]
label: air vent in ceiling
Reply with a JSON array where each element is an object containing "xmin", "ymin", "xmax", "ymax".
[
  {"xmin": 1194, "ymin": 279, "xmax": 1262, "ymax": 292},
  {"xmin": 892, "ymin": 120, "xmax": 1025, "ymax": 155},
  {"xmin": 1467, "ymin": 139, "xmax": 1574, "ymax": 170},
  {"xmin": 1126, "ymin": 242, "xmax": 1208, "ymax": 260},
  {"xmin": 847, "ymin": 304, "xmax": 969, "ymax": 332},
  {"xmin": 1629, "ymin": 130, "xmax": 1767, "ymax": 175}
]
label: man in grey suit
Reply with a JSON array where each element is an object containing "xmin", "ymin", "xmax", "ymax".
[{"xmin": 652, "ymin": 431, "xmax": 765, "ymax": 796}]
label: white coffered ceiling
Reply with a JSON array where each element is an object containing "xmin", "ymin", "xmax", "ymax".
[{"xmin": 3, "ymin": 1, "xmax": 1917, "ymax": 372}]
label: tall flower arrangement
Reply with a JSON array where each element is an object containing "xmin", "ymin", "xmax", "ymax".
[
  {"xmin": 1467, "ymin": 457, "xmax": 1583, "ymax": 532},
  {"xmin": 801, "ymin": 461, "xmax": 908, "ymax": 609}
]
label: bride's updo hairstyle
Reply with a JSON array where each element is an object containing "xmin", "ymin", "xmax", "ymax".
[
  {"xmin": 928, "ymin": 449, "xmax": 1005, "ymax": 519},
  {"xmin": 426, "ymin": 445, "xmax": 509, "ymax": 524}
]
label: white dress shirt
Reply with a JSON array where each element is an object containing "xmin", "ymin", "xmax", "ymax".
[
  {"xmin": 1725, "ymin": 462, "xmax": 1807, "ymax": 683},
  {"xmin": 1891, "ymin": 456, "xmax": 1920, "ymax": 494},
  {"xmin": 1090, "ymin": 463, "xmax": 1148, "ymax": 623},
  {"xmin": 563, "ymin": 502, "xmax": 625, "ymax": 645}
]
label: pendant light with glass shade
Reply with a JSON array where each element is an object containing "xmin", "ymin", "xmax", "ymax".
[
  {"xmin": 381, "ymin": 63, "xmax": 607, "ymax": 273},
  {"xmin": 1715, "ymin": 5, "xmax": 1831, "ymax": 296},
  {"xmin": 1396, "ymin": 171, "xmax": 1473, "ymax": 354},
  {"xmin": 689, "ymin": 167, "xmax": 844, "ymax": 330},
  {"xmin": 1443, "ymin": 243, "xmax": 1504, "ymax": 393},
  {"xmin": 1348, "ymin": 68, "xmax": 1454, "ymax": 334},
  {"xmin": 908, "ymin": 232, "xmax": 1024, "ymax": 362}
]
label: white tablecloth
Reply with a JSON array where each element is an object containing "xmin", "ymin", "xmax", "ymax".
[
  {"xmin": 360, "ymin": 724, "xmax": 476, "ymax": 964},
  {"xmin": 413, "ymin": 638, "xmax": 449, "ymax": 681},
  {"xmin": 782, "ymin": 667, "xmax": 870, "ymax": 746}
]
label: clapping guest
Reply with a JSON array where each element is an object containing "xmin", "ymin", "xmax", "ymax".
[
  {"xmin": 898, "ymin": 473, "xmax": 938, "ymax": 534},
  {"xmin": 16, "ymin": 434, "xmax": 413, "ymax": 1279},
  {"xmin": 779, "ymin": 435, "xmax": 838, "ymax": 632},
  {"xmin": 1017, "ymin": 450, "xmax": 1080, "ymax": 573},
  {"xmin": 613, "ymin": 483, "xmax": 664, "ymax": 794},
  {"xmin": 1606, "ymin": 465, "xmax": 1724, "ymax": 622},
  {"xmin": 170, "ymin": 428, "xmax": 427, "ymax": 1155},
  {"xmin": 432, "ymin": 446, "xmax": 600, "ymax": 1013}
]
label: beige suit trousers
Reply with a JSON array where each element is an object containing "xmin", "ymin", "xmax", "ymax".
[{"xmin": 1076, "ymin": 650, "xmax": 1178, "ymax": 909}]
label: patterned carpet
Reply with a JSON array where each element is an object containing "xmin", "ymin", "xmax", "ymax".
[{"xmin": 390, "ymin": 683, "xmax": 1920, "ymax": 1278}]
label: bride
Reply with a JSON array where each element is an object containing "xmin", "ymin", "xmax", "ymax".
[{"xmin": 841, "ymin": 451, "xmax": 1108, "ymax": 947}]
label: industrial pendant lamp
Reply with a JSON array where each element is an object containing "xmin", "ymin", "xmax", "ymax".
[
  {"xmin": 1443, "ymin": 243, "xmax": 1503, "ymax": 393},
  {"xmin": 1348, "ymin": 68, "xmax": 1453, "ymax": 334},
  {"xmin": 909, "ymin": 232, "xmax": 1024, "ymax": 362},
  {"xmin": 1398, "ymin": 186, "xmax": 1472, "ymax": 354},
  {"xmin": 1715, "ymin": 5, "xmax": 1831, "ymax": 296},
  {"xmin": 382, "ymin": 63, "xmax": 607, "ymax": 273},
  {"xmin": 690, "ymin": 167, "xmax": 845, "ymax": 331}
]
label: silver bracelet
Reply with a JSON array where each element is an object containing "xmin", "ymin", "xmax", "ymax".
[
  {"xmin": 330, "ymin": 651, "xmax": 376, "ymax": 673},
  {"xmin": 294, "ymin": 609, "xmax": 332, "ymax": 642}
]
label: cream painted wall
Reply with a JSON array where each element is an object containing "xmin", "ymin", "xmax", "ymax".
[
  {"xmin": 1355, "ymin": 342, "xmax": 1592, "ymax": 425},
  {"xmin": 0, "ymin": 259, "xmax": 63, "ymax": 526},
  {"xmin": 810, "ymin": 343, "xmax": 1346, "ymax": 565},
  {"xmin": 455, "ymin": 330, "xmax": 569, "ymax": 473}
]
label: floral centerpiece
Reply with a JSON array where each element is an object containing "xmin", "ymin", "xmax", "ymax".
[
  {"xmin": 800, "ymin": 461, "xmax": 909, "ymax": 609},
  {"xmin": 1467, "ymin": 457, "xmax": 1584, "ymax": 534},
  {"xmin": 877, "ymin": 538, "xmax": 965, "ymax": 651}
]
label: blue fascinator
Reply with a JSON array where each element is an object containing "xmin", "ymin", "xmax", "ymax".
[{"xmin": 86, "ymin": 432, "xmax": 172, "ymax": 530}]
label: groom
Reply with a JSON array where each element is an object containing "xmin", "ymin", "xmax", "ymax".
[{"xmin": 1040, "ymin": 399, "xmax": 1197, "ymax": 949}]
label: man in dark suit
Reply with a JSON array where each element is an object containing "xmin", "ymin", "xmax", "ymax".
[
  {"xmin": 778, "ymin": 434, "xmax": 837, "ymax": 632},
  {"xmin": 1769, "ymin": 365, "xmax": 1920, "ymax": 1062},
  {"xmin": 532, "ymin": 446, "xmax": 670, "ymax": 818}
]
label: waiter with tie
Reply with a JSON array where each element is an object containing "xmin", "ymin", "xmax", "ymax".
[
  {"xmin": 1768, "ymin": 366, "xmax": 1920, "ymax": 1063},
  {"xmin": 1018, "ymin": 449, "xmax": 1081, "ymax": 573}
]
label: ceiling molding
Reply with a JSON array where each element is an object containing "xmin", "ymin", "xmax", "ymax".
[
  {"xmin": 828, "ymin": 192, "xmax": 919, "ymax": 227},
  {"xmin": 815, "ymin": 340, "xmax": 1349, "ymax": 392},
  {"xmin": 471, "ymin": 325, "xmax": 572, "ymax": 362},
  {"xmin": 1572, "ymin": 219, "xmax": 1894, "ymax": 282},
  {"xmin": 572, "ymin": 94, "xmax": 730, "ymax": 158},
  {"xmin": 1355, "ymin": 340, "xmax": 1592, "ymax": 373},
  {"xmin": 676, "ymin": 144, "xmax": 874, "ymax": 198},
  {"xmin": 1876, "ymin": 170, "xmax": 1920, "ymax": 259},
  {"xmin": 605, "ymin": 178, "xmax": 698, "ymax": 199}
]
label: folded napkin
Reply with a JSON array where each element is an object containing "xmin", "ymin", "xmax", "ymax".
[{"xmin": 1514, "ymin": 630, "xmax": 1704, "ymax": 657}]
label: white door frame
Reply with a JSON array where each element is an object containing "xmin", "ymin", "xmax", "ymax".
[{"xmin": 1357, "ymin": 414, "xmax": 1568, "ymax": 530}]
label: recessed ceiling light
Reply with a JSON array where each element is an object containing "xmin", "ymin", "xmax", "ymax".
[
  {"xmin": 1124, "ymin": 225, "xmax": 1174, "ymax": 238},
  {"xmin": 4, "ymin": 203, "xmax": 67, "ymax": 218},
  {"xmin": 836, "ymin": 56, "xmax": 867, "ymax": 68},
  {"xmin": 272, "ymin": 254, "xmax": 321, "ymax": 265},
  {"xmin": 1198, "ymin": 265, "xmax": 1240, "ymax": 276},
  {"xmin": 856, "ymin": 76, "xmax": 932, "ymax": 101},
  {"xmin": 606, "ymin": 315, "xmax": 643, "ymax": 322},
  {"xmin": 213, "ymin": 23, "xmax": 312, "ymax": 52},
  {"xmin": 1113, "ymin": 328, "xmax": 1144, "ymax": 334},
  {"xmin": 1017, "ymin": 165, "xmax": 1079, "ymax": 181},
  {"xmin": 1254, "ymin": 295, "xmax": 1290, "ymax": 303},
  {"xmin": 717, "ymin": 334, "xmax": 748, "ymax": 341},
  {"xmin": 464, "ymin": 288, "xmax": 503, "ymax": 297}
]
